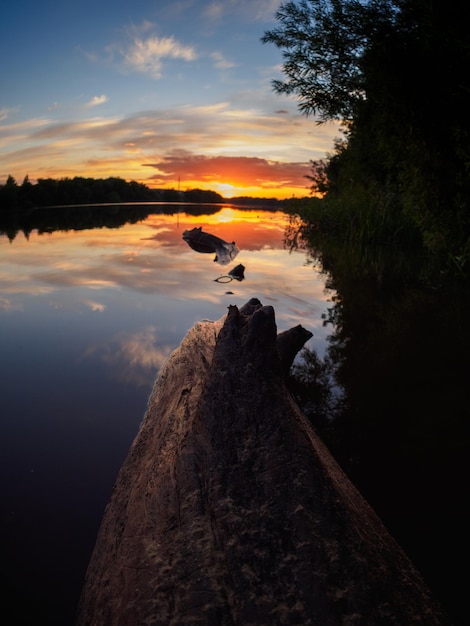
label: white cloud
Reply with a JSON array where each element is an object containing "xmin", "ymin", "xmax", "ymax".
[
  {"xmin": 123, "ymin": 35, "xmax": 197, "ymax": 78},
  {"xmin": 86, "ymin": 95, "xmax": 109, "ymax": 107}
]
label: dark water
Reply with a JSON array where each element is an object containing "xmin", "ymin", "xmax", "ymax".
[
  {"xmin": 0, "ymin": 205, "xmax": 333, "ymax": 625},
  {"xmin": 289, "ymin": 234, "xmax": 470, "ymax": 626}
]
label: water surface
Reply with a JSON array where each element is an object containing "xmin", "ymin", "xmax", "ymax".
[{"xmin": 0, "ymin": 205, "xmax": 333, "ymax": 624}]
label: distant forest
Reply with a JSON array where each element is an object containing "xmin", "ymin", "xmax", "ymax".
[
  {"xmin": 0, "ymin": 175, "xmax": 285, "ymax": 210},
  {"xmin": 0, "ymin": 175, "xmax": 285, "ymax": 241}
]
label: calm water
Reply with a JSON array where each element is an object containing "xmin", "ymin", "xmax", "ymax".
[{"xmin": 0, "ymin": 205, "xmax": 333, "ymax": 624}]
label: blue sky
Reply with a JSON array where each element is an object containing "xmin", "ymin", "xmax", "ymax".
[{"xmin": 0, "ymin": 0, "xmax": 338, "ymax": 198}]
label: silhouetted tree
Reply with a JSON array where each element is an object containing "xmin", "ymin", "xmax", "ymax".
[
  {"xmin": 184, "ymin": 188, "xmax": 223, "ymax": 203},
  {"xmin": 263, "ymin": 0, "xmax": 470, "ymax": 267},
  {"xmin": 0, "ymin": 175, "xmax": 19, "ymax": 208}
]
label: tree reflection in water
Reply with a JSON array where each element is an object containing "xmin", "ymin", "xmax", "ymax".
[{"xmin": 285, "ymin": 215, "xmax": 469, "ymax": 626}]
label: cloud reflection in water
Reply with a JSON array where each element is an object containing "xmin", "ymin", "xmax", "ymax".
[
  {"xmin": 82, "ymin": 326, "xmax": 173, "ymax": 387},
  {"xmin": 1, "ymin": 207, "xmax": 334, "ymax": 381}
]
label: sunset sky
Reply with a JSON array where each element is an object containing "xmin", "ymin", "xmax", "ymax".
[{"xmin": 0, "ymin": 0, "xmax": 339, "ymax": 199}]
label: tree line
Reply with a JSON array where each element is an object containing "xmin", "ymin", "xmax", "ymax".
[
  {"xmin": 0, "ymin": 175, "xmax": 225, "ymax": 209},
  {"xmin": 263, "ymin": 0, "xmax": 470, "ymax": 275}
]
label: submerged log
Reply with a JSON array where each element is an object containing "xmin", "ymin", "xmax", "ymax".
[{"xmin": 77, "ymin": 298, "xmax": 450, "ymax": 625}]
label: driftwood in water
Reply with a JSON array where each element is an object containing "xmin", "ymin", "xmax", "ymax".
[
  {"xmin": 77, "ymin": 298, "xmax": 450, "ymax": 626},
  {"xmin": 182, "ymin": 227, "xmax": 239, "ymax": 265}
]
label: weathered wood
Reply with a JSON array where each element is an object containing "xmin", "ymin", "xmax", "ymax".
[
  {"xmin": 77, "ymin": 298, "xmax": 450, "ymax": 625},
  {"xmin": 182, "ymin": 226, "xmax": 239, "ymax": 265},
  {"xmin": 277, "ymin": 324, "xmax": 313, "ymax": 378}
]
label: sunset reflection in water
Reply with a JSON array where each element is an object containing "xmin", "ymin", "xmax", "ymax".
[
  {"xmin": 0, "ymin": 206, "xmax": 334, "ymax": 623},
  {"xmin": 1, "ymin": 207, "xmax": 333, "ymax": 386}
]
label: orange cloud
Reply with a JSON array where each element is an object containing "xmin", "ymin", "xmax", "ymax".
[{"xmin": 144, "ymin": 152, "xmax": 312, "ymax": 198}]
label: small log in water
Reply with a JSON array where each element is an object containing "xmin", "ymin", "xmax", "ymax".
[
  {"xmin": 77, "ymin": 298, "xmax": 450, "ymax": 625},
  {"xmin": 182, "ymin": 227, "xmax": 239, "ymax": 265}
]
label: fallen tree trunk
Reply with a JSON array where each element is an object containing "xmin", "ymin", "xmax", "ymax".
[{"xmin": 77, "ymin": 298, "xmax": 450, "ymax": 625}]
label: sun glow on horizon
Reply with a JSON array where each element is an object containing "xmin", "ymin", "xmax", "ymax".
[
  {"xmin": 1, "ymin": 115, "xmax": 336, "ymax": 201},
  {"xmin": 145, "ymin": 153, "xmax": 317, "ymax": 200},
  {"xmin": 159, "ymin": 178, "xmax": 310, "ymax": 200}
]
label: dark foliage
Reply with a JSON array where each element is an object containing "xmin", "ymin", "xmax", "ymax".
[{"xmin": 263, "ymin": 0, "xmax": 470, "ymax": 275}]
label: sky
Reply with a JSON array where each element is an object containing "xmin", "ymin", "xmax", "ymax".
[{"xmin": 0, "ymin": 0, "xmax": 339, "ymax": 199}]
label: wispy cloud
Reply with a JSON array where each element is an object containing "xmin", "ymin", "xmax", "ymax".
[
  {"xmin": 204, "ymin": 0, "xmax": 282, "ymax": 22},
  {"xmin": 0, "ymin": 296, "xmax": 23, "ymax": 312},
  {"xmin": 204, "ymin": 2, "xmax": 224, "ymax": 20},
  {"xmin": 210, "ymin": 51, "xmax": 236, "ymax": 70},
  {"xmin": 83, "ymin": 326, "xmax": 174, "ymax": 386},
  {"xmin": 121, "ymin": 35, "xmax": 197, "ymax": 78},
  {"xmin": 0, "ymin": 106, "xmax": 20, "ymax": 121}
]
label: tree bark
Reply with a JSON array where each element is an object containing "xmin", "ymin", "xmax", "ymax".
[{"xmin": 77, "ymin": 298, "xmax": 450, "ymax": 625}]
